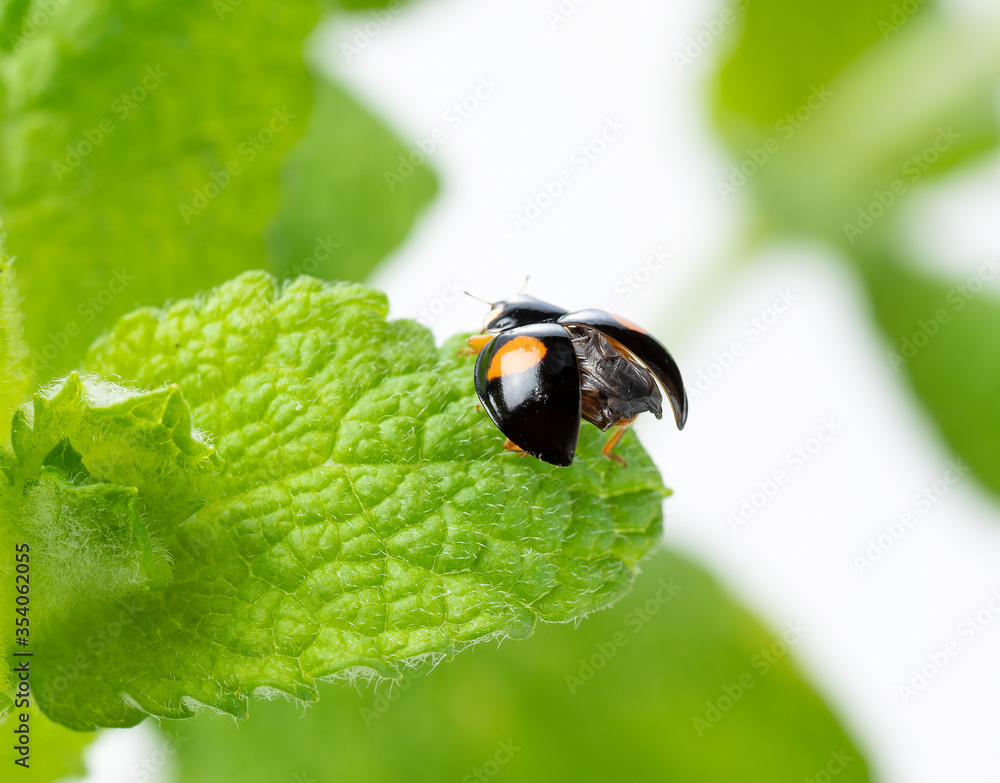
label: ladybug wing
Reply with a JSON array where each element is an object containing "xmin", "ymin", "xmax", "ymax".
[
  {"xmin": 474, "ymin": 323, "xmax": 582, "ymax": 466},
  {"xmin": 557, "ymin": 309, "xmax": 688, "ymax": 429}
]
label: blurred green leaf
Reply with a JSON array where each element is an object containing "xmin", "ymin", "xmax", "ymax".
[
  {"xmin": 166, "ymin": 549, "xmax": 870, "ymax": 783},
  {"xmin": 715, "ymin": 0, "xmax": 900, "ymax": 136},
  {"xmin": 0, "ymin": 0, "xmax": 320, "ymax": 376},
  {"xmin": 858, "ymin": 252, "xmax": 1000, "ymax": 496},
  {"xmin": 0, "ymin": 652, "xmax": 8, "ymax": 725},
  {"xmin": 0, "ymin": 0, "xmax": 437, "ymax": 380},
  {"xmin": 713, "ymin": 4, "xmax": 1000, "ymax": 240},
  {"xmin": 0, "ymin": 244, "xmax": 30, "ymax": 446},
  {"xmin": 268, "ymin": 75, "xmax": 437, "ymax": 284},
  {"xmin": 712, "ymin": 1, "xmax": 1000, "ymax": 499},
  {"xmin": 0, "ymin": 239, "xmax": 26, "ymax": 730}
]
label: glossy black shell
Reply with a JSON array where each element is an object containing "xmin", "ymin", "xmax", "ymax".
[
  {"xmin": 474, "ymin": 323, "xmax": 582, "ymax": 466},
  {"xmin": 474, "ymin": 296, "xmax": 688, "ymax": 466},
  {"xmin": 484, "ymin": 295, "xmax": 568, "ymax": 333}
]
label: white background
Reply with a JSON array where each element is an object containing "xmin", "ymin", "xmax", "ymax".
[{"xmin": 81, "ymin": 1, "xmax": 1000, "ymax": 780}]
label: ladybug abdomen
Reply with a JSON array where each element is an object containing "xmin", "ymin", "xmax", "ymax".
[{"xmin": 569, "ymin": 327, "xmax": 663, "ymax": 431}]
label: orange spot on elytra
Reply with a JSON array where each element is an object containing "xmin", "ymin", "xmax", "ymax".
[{"xmin": 487, "ymin": 335, "xmax": 547, "ymax": 380}]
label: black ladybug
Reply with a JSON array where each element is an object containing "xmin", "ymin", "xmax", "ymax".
[{"xmin": 467, "ymin": 294, "xmax": 687, "ymax": 466}]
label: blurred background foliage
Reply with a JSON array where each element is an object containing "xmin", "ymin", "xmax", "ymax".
[
  {"xmin": 713, "ymin": 0, "xmax": 1000, "ymax": 498},
  {"xmin": 0, "ymin": 0, "xmax": 435, "ymax": 380},
  {"xmin": 1, "ymin": 0, "xmax": 998, "ymax": 779},
  {"xmin": 166, "ymin": 551, "xmax": 869, "ymax": 783}
]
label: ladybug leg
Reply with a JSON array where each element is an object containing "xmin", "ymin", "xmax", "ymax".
[
  {"xmin": 461, "ymin": 333, "xmax": 493, "ymax": 356},
  {"xmin": 601, "ymin": 417, "xmax": 637, "ymax": 467},
  {"xmin": 503, "ymin": 438, "xmax": 528, "ymax": 457}
]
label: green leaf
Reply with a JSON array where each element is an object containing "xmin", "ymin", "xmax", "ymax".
[
  {"xmin": 22, "ymin": 468, "xmax": 159, "ymax": 620},
  {"xmin": 10, "ymin": 373, "xmax": 221, "ymax": 536},
  {"xmin": 710, "ymin": 0, "xmax": 1000, "ymax": 491},
  {"xmin": 714, "ymin": 0, "xmax": 901, "ymax": 135},
  {"xmin": 0, "ymin": 647, "xmax": 9, "ymax": 725},
  {"xmin": 0, "ymin": 2, "xmax": 441, "ymax": 379},
  {"xmin": 29, "ymin": 272, "xmax": 665, "ymax": 730},
  {"xmin": 713, "ymin": 4, "xmax": 1000, "ymax": 240},
  {"xmin": 0, "ymin": 246, "xmax": 30, "ymax": 445},
  {"xmin": 165, "ymin": 549, "xmax": 871, "ymax": 783},
  {"xmin": 0, "ymin": 0, "xmax": 321, "ymax": 377},
  {"xmin": 0, "ymin": 373, "xmax": 221, "ymax": 648},
  {"xmin": 268, "ymin": 74, "xmax": 437, "ymax": 284},
  {"xmin": 0, "ymin": 372, "xmax": 213, "ymax": 769},
  {"xmin": 858, "ymin": 252, "xmax": 1000, "ymax": 496},
  {"xmin": 0, "ymin": 243, "xmax": 28, "ymax": 727}
]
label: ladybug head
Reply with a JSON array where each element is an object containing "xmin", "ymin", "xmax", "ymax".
[{"xmin": 483, "ymin": 295, "xmax": 567, "ymax": 333}]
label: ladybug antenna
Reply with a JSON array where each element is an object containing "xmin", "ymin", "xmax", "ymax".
[
  {"xmin": 517, "ymin": 276, "xmax": 530, "ymax": 295},
  {"xmin": 464, "ymin": 290, "xmax": 494, "ymax": 307}
]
